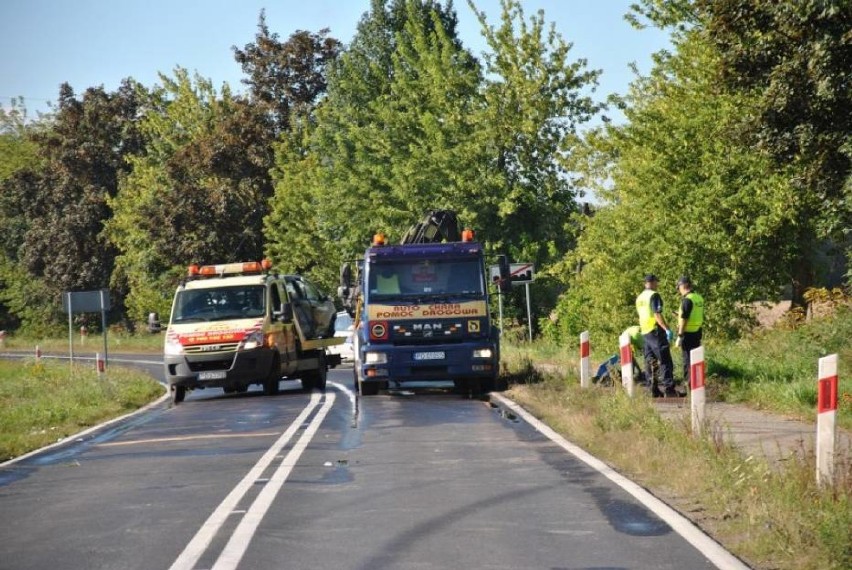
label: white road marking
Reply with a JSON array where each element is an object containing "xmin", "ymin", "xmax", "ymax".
[
  {"xmin": 211, "ymin": 393, "xmax": 336, "ymax": 570},
  {"xmin": 97, "ymin": 433, "xmax": 280, "ymax": 447},
  {"xmin": 168, "ymin": 392, "xmax": 322, "ymax": 570},
  {"xmin": 492, "ymin": 394, "xmax": 750, "ymax": 570}
]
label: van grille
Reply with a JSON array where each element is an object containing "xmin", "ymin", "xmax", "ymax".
[{"xmin": 184, "ymin": 342, "xmax": 240, "ymax": 354}]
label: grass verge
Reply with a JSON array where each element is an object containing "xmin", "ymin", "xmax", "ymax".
[
  {"xmin": 0, "ymin": 331, "xmax": 164, "ymax": 354},
  {"xmin": 503, "ymin": 305, "xmax": 851, "ymax": 429},
  {"xmin": 501, "ymin": 357, "xmax": 851, "ymax": 570},
  {"xmin": 0, "ymin": 359, "xmax": 164, "ymax": 461}
]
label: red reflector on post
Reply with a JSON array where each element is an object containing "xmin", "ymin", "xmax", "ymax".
[{"xmin": 818, "ymin": 375, "xmax": 838, "ymax": 414}]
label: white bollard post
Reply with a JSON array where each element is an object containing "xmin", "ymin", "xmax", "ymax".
[
  {"xmin": 619, "ymin": 332, "xmax": 635, "ymax": 397},
  {"xmin": 690, "ymin": 346, "xmax": 706, "ymax": 436},
  {"xmin": 96, "ymin": 352, "xmax": 106, "ymax": 377},
  {"xmin": 579, "ymin": 331, "xmax": 591, "ymax": 388},
  {"xmin": 816, "ymin": 354, "xmax": 838, "ymax": 486},
  {"xmin": 35, "ymin": 344, "xmax": 42, "ymax": 361}
]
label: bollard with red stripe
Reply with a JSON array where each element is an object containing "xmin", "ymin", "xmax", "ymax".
[
  {"xmin": 35, "ymin": 344, "xmax": 42, "ymax": 361},
  {"xmin": 816, "ymin": 354, "xmax": 838, "ymax": 486},
  {"xmin": 96, "ymin": 352, "xmax": 106, "ymax": 377},
  {"xmin": 619, "ymin": 332, "xmax": 635, "ymax": 397},
  {"xmin": 690, "ymin": 346, "xmax": 706, "ymax": 436},
  {"xmin": 579, "ymin": 331, "xmax": 591, "ymax": 388}
]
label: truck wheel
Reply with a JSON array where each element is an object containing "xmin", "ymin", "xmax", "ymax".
[
  {"xmin": 263, "ymin": 354, "xmax": 281, "ymax": 396},
  {"xmin": 172, "ymin": 385, "xmax": 186, "ymax": 404},
  {"xmin": 359, "ymin": 379, "xmax": 380, "ymax": 396}
]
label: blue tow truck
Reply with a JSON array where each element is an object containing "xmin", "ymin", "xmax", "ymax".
[{"xmin": 339, "ymin": 211, "xmax": 510, "ymax": 396}]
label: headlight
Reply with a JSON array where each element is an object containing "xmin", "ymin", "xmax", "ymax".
[
  {"xmin": 473, "ymin": 348, "xmax": 493, "ymax": 359},
  {"xmin": 240, "ymin": 330, "xmax": 264, "ymax": 351},
  {"xmin": 164, "ymin": 337, "xmax": 184, "ymax": 356},
  {"xmin": 365, "ymin": 351, "xmax": 387, "ymax": 364}
]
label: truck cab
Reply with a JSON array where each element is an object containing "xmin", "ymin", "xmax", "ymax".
[{"xmin": 345, "ymin": 233, "xmax": 501, "ymax": 396}]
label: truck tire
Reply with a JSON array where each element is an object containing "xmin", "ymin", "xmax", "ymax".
[
  {"xmin": 359, "ymin": 378, "xmax": 380, "ymax": 396},
  {"xmin": 263, "ymin": 354, "xmax": 281, "ymax": 396},
  {"xmin": 302, "ymin": 350, "xmax": 328, "ymax": 392},
  {"xmin": 172, "ymin": 385, "xmax": 186, "ymax": 404}
]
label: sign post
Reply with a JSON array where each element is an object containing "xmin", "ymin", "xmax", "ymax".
[
  {"xmin": 579, "ymin": 331, "xmax": 591, "ymax": 388},
  {"xmin": 690, "ymin": 346, "xmax": 706, "ymax": 436},
  {"xmin": 619, "ymin": 332, "xmax": 635, "ymax": 397},
  {"xmin": 62, "ymin": 289, "xmax": 111, "ymax": 370},
  {"xmin": 816, "ymin": 354, "xmax": 838, "ymax": 486},
  {"xmin": 489, "ymin": 263, "xmax": 535, "ymax": 341}
]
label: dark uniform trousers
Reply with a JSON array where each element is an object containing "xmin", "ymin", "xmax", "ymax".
[
  {"xmin": 643, "ymin": 326, "xmax": 675, "ymax": 391},
  {"xmin": 681, "ymin": 330, "xmax": 702, "ymax": 385}
]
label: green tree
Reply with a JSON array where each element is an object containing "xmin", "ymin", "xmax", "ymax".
[
  {"xmin": 631, "ymin": 0, "xmax": 852, "ymax": 303},
  {"xmin": 266, "ymin": 0, "xmax": 482, "ymax": 290},
  {"xmin": 0, "ymin": 82, "xmax": 145, "ymax": 333},
  {"xmin": 233, "ymin": 11, "xmax": 341, "ymax": 135},
  {"xmin": 0, "ymin": 98, "xmax": 40, "ymax": 182},
  {"xmin": 547, "ymin": 24, "xmax": 798, "ymax": 343},
  {"xmin": 267, "ymin": 0, "xmax": 602, "ymax": 321},
  {"xmin": 108, "ymin": 69, "xmax": 272, "ymax": 321}
]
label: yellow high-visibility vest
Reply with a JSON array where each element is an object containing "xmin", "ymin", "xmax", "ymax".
[
  {"xmin": 678, "ymin": 291, "xmax": 704, "ymax": 332},
  {"xmin": 636, "ymin": 289, "xmax": 657, "ymax": 334}
]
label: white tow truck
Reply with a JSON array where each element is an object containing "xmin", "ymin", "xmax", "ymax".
[{"xmin": 163, "ymin": 260, "xmax": 343, "ymax": 404}]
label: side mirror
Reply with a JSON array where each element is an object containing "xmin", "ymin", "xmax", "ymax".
[
  {"xmin": 497, "ymin": 254, "xmax": 512, "ymax": 293},
  {"xmin": 147, "ymin": 312, "xmax": 161, "ymax": 333},
  {"xmin": 340, "ymin": 263, "xmax": 352, "ymax": 289}
]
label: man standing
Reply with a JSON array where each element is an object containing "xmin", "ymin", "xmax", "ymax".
[
  {"xmin": 635, "ymin": 274, "xmax": 678, "ymax": 397},
  {"xmin": 676, "ymin": 276, "xmax": 705, "ymax": 386}
]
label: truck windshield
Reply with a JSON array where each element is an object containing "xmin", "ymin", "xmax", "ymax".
[
  {"xmin": 368, "ymin": 259, "xmax": 483, "ymax": 300},
  {"xmin": 171, "ymin": 285, "xmax": 265, "ymax": 322}
]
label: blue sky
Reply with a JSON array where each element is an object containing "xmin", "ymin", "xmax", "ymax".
[{"xmin": 1, "ymin": 0, "xmax": 671, "ymax": 120}]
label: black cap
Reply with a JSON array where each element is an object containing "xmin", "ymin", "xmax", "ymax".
[
  {"xmin": 644, "ymin": 274, "xmax": 658, "ymax": 283},
  {"xmin": 676, "ymin": 275, "xmax": 691, "ymax": 287}
]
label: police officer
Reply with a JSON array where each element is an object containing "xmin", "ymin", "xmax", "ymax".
[
  {"xmin": 636, "ymin": 274, "xmax": 678, "ymax": 397},
  {"xmin": 676, "ymin": 276, "xmax": 705, "ymax": 386}
]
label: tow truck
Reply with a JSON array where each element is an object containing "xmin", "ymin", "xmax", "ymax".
[
  {"xmin": 163, "ymin": 260, "xmax": 343, "ymax": 404},
  {"xmin": 340, "ymin": 210, "xmax": 510, "ymax": 396}
]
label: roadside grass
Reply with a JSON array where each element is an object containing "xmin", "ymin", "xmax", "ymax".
[
  {"xmin": 1, "ymin": 330, "xmax": 164, "ymax": 354},
  {"xmin": 503, "ymin": 305, "xmax": 851, "ymax": 429},
  {"xmin": 0, "ymin": 359, "xmax": 164, "ymax": 461},
  {"xmin": 501, "ymin": 358, "xmax": 851, "ymax": 570},
  {"xmin": 708, "ymin": 305, "xmax": 852, "ymax": 429}
]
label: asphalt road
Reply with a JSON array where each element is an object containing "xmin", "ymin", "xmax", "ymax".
[{"xmin": 0, "ymin": 357, "xmax": 734, "ymax": 570}]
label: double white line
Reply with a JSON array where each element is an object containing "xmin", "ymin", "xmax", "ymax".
[{"xmin": 169, "ymin": 391, "xmax": 336, "ymax": 570}]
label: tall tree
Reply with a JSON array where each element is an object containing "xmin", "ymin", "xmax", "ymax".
[
  {"xmin": 233, "ymin": 12, "xmax": 341, "ymax": 135},
  {"xmin": 547, "ymin": 23, "xmax": 798, "ymax": 342},
  {"xmin": 0, "ymin": 98, "xmax": 40, "ymax": 182},
  {"xmin": 0, "ymin": 81, "xmax": 144, "ymax": 333},
  {"xmin": 266, "ymin": 0, "xmax": 481, "ymax": 290},
  {"xmin": 631, "ymin": 0, "xmax": 852, "ymax": 303},
  {"xmin": 108, "ymin": 69, "xmax": 273, "ymax": 321},
  {"xmin": 266, "ymin": 0, "xmax": 602, "ymax": 316}
]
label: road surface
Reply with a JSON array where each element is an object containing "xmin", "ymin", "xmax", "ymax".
[{"xmin": 0, "ymin": 357, "xmax": 735, "ymax": 570}]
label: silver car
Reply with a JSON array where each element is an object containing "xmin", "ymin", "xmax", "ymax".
[{"xmin": 328, "ymin": 311, "xmax": 354, "ymax": 361}]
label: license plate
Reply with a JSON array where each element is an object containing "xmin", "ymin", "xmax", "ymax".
[
  {"xmin": 198, "ymin": 371, "xmax": 227, "ymax": 381},
  {"xmin": 413, "ymin": 351, "xmax": 445, "ymax": 361}
]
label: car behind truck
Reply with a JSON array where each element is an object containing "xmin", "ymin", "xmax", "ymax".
[{"xmin": 164, "ymin": 260, "xmax": 342, "ymax": 404}]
